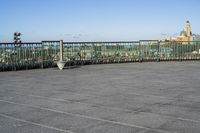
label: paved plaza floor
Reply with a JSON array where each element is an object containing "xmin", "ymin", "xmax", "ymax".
[{"xmin": 0, "ymin": 62, "xmax": 200, "ymax": 133}]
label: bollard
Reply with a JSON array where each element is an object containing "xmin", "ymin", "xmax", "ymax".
[
  {"xmin": 57, "ymin": 40, "xmax": 66, "ymax": 70},
  {"xmin": 60, "ymin": 40, "xmax": 63, "ymax": 61}
]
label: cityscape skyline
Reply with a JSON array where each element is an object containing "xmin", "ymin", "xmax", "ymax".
[{"xmin": 0, "ymin": 0, "xmax": 200, "ymax": 42}]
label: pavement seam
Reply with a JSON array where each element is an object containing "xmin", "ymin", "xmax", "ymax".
[
  {"xmin": 2, "ymin": 85, "xmax": 200, "ymax": 104},
  {"xmin": 0, "ymin": 99, "xmax": 170, "ymax": 133},
  {"xmin": 0, "ymin": 113, "xmax": 74, "ymax": 133},
  {"xmin": 3, "ymin": 85, "xmax": 200, "ymax": 104},
  {"xmin": 6, "ymin": 91, "xmax": 200, "ymax": 124}
]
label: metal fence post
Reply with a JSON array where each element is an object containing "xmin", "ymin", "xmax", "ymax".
[
  {"xmin": 57, "ymin": 40, "xmax": 66, "ymax": 70},
  {"xmin": 41, "ymin": 41, "xmax": 44, "ymax": 68},
  {"xmin": 14, "ymin": 45, "xmax": 17, "ymax": 71},
  {"xmin": 179, "ymin": 43, "xmax": 182, "ymax": 62},
  {"xmin": 157, "ymin": 41, "xmax": 160, "ymax": 62},
  {"xmin": 59, "ymin": 40, "xmax": 64, "ymax": 61},
  {"xmin": 139, "ymin": 41, "xmax": 142, "ymax": 62}
]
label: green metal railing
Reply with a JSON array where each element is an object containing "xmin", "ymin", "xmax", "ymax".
[{"xmin": 0, "ymin": 40, "xmax": 200, "ymax": 71}]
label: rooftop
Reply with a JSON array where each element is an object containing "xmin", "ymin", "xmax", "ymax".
[{"xmin": 0, "ymin": 62, "xmax": 200, "ymax": 133}]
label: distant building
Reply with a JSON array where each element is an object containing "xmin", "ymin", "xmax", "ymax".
[
  {"xmin": 163, "ymin": 21, "xmax": 194, "ymax": 42},
  {"xmin": 176, "ymin": 21, "xmax": 193, "ymax": 41},
  {"xmin": 193, "ymin": 34, "xmax": 200, "ymax": 41}
]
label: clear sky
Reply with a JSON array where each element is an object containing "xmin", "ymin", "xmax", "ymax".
[{"xmin": 0, "ymin": 0, "xmax": 200, "ymax": 42}]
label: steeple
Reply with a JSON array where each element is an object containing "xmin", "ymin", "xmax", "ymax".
[{"xmin": 185, "ymin": 21, "xmax": 191, "ymax": 37}]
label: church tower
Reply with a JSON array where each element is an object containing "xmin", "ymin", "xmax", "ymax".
[
  {"xmin": 185, "ymin": 20, "xmax": 191, "ymax": 37},
  {"xmin": 176, "ymin": 21, "xmax": 193, "ymax": 42}
]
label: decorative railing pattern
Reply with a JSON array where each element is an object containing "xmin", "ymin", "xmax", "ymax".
[{"xmin": 0, "ymin": 40, "xmax": 200, "ymax": 71}]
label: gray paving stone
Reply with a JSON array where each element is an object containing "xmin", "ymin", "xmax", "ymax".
[
  {"xmin": 0, "ymin": 116, "xmax": 65, "ymax": 133},
  {"xmin": 0, "ymin": 62, "xmax": 200, "ymax": 133}
]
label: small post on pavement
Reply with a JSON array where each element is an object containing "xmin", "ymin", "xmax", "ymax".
[
  {"xmin": 57, "ymin": 40, "xmax": 66, "ymax": 70},
  {"xmin": 60, "ymin": 40, "xmax": 63, "ymax": 62}
]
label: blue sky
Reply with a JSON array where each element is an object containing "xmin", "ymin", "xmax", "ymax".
[{"xmin": 0, "ymin": 0, "xmax": 200, "ymax": 42}]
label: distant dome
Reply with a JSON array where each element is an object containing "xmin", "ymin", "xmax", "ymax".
[
  {"xmin": 186, "ymin": 20, "xmax": 190, "ymax": 23},
  {"xmin": 180, "ymin": 30, "xmax": 187, "ymax": 36}
]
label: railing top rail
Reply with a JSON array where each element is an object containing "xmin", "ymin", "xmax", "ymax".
[
  {"xmin": 0, "ymin": 42, "xmax": 41, "ymax": 45},
  {"xmin": 63, "ymin": 41, "xmax": 140, "ymax": 44},
  {"xmin": 139, "ymin": 40, "xmax": 159, "ymax": 42},
  {"xmin": 0, "ymin": 41, "xmax": 200, "ymax": 45},
  {"xmin": 41, "ymin": 41, "xmax": 60, "ymax": 43}
]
